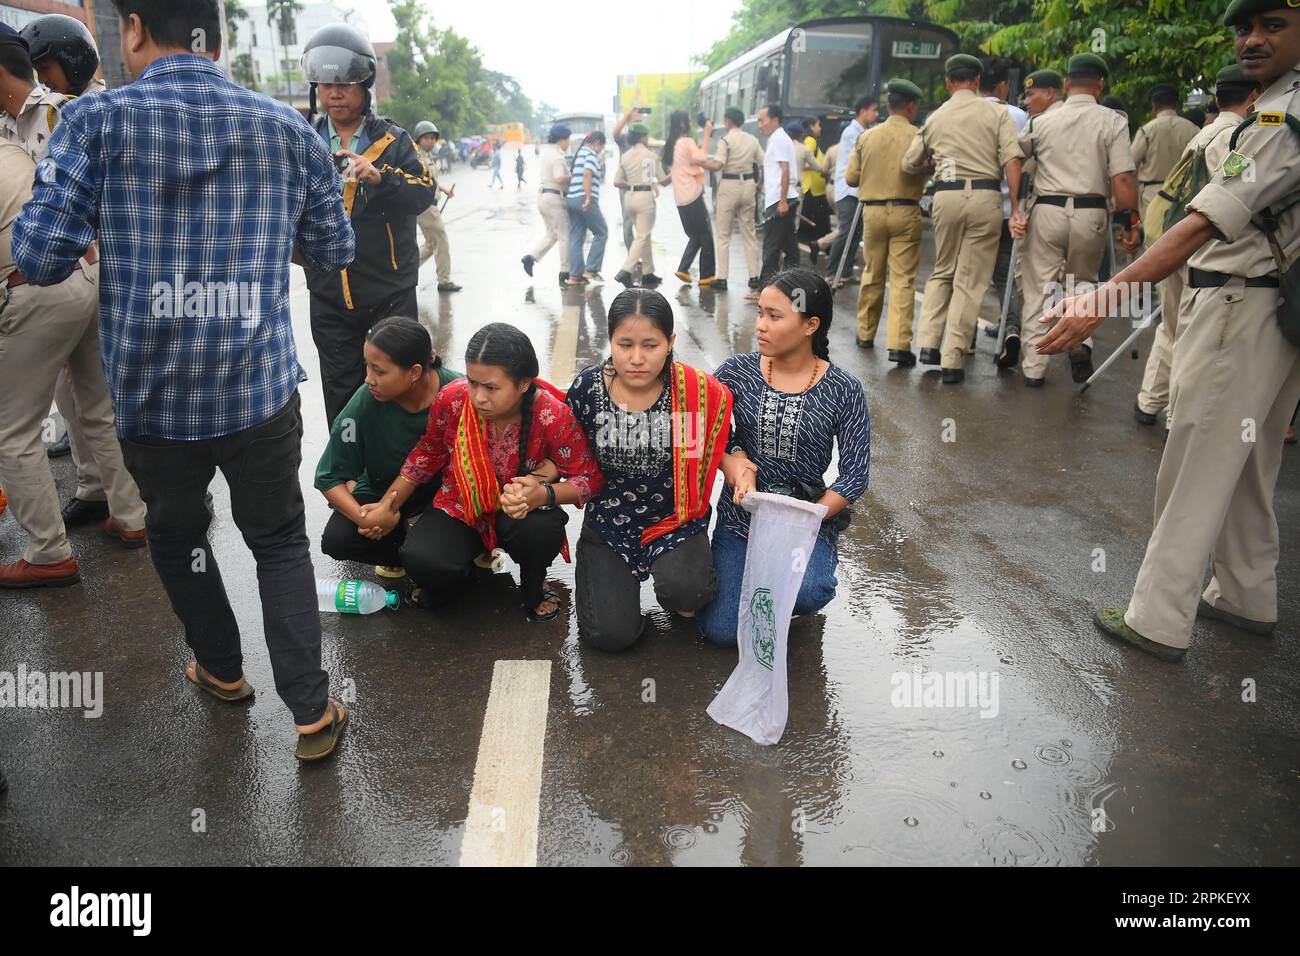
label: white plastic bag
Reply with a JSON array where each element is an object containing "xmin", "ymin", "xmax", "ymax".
[{"xmin": 707, "ymin": 491, "xmax": 827, "ymax": 746}]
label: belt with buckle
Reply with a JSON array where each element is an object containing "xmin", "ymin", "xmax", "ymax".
[
  {"xmin": 1140, "ymin": 179, "xmax": 1164, "ymax": 186},
  {"xmin": 1036, "ymin": 194, "xmax": 1108, "ymax": 209},
  {"xmin": 630, "ymin": 185, "xmax": 653, "ymax": 192},
  {"xmin": 5, "ymin": 246, "xmax": 97, "ymax": 289},
  {"xmin": 541, "ymin": 187, "xmax": 562, "ymax": 195},
  {"xmin": 860, "ymin": 198, "xmax": 919, "ymax": 206},
  {"xmin": 721, "ymin": 173, "xmax": 756, "ymax": 181},
  {"xmin": 1188, "ymin": 267, "xmax": 1279, "ymax": 289},
  {"xmin": 932, "ymin": 178, "xmax": 1001, "ymax": 192}
]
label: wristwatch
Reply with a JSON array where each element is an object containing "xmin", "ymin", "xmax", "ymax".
[{"xmin": 539, "ymin": 482, "xmax": 557, "ymax": 511}]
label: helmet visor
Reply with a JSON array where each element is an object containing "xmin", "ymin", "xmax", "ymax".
[{"xmin": 302, "ymin": 45, "xmax": 374, "ymax": 85}]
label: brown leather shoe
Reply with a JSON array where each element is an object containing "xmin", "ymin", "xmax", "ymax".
[
  {"xmin": 0, "ymin": 557, "xmax": 81, "ymax": 589},
  {"xmin": 105, "ymin": 517, "xmax": 147, "ymax": 549}
]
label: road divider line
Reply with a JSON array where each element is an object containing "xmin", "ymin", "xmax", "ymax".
[
  {"xmin": 549, "ymin": 301, "xmax": 580, "ymax": 386},
  {"xmin": 459, "ymin": 660, "xmax": 552, "ymax": 867}
]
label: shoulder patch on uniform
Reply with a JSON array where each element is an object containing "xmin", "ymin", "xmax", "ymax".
[
  {"xmin": 1259, "ymin": 112, "xmax": 1284, "ymax": 126},
  {"xmin": 1223, "ymin": 150, "xmax": 1249, "ymax": 177}
]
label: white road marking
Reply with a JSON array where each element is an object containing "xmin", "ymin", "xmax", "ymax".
[{"xmin": 459, "ymin": 660, "xmax": 552, "ymax": 867}]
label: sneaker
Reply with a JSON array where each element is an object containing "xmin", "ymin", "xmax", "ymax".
[
  {"xmin": 0, "ymin": 556, "xmax": 81, "ymax": 589},
  {"xmin": 521, "ymin": 255, "xmax": 535, "ymax": 277},
  {"xmin": 105, "ymin": 517, "xmax": 147, "ymax": 549},
  {"xmin": 1093, "ymin": 607, "xmax": 1186, "ymax": 662}
]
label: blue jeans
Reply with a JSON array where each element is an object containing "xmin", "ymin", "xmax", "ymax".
[
  {"xmin": 567, "ymin": 195, "xmax": 608, "ymax": 275},
  {"xmin": 696, "ymin": 524, "xmax": 839, "ymax": 647}
]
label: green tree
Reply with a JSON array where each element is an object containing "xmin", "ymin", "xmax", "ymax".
[{"xmin": 266, "ymin": 0, "xmax": 304, "ymax": 101}]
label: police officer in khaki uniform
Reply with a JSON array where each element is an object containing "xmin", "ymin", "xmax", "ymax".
[
  {"xmin": 844, "ymin": 78, "xmax": 927, "ymax": 364},
  {"xmin": 1012, "ymin": 53, "xmax": 1138, "ymax": 385},
  {"xmin": 1039, "ymin": 0, "xmax": 1300, "ymax": 661},
  {"xmin": 1135, "ymin": 65, "xmax": 1260, "ymax": 427},
  {"xmin": 706, "ymin": 107, "xmax": 764, "ymax": 291},
  {"xmin": 903, "ymin": 54, "xmax": 1022, "ymax": 383},
  {"xmin": 1132, "ymin": 85, "xmax": 1201, "ymax": 214},
  {"xmin": 412, "ymin": 121, "xmax": 460, "ymax": 291},
  {"xmin": 613, "ymin": 123, "xmax": 670, "ymax": 288}
]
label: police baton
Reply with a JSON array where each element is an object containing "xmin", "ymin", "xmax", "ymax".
[
  {"xmin": 1078, "ymin": 303, "xmax": 1162, "ymax": 393},
  {"xmin": 995, "ymin": 175, "xmax": 1033, "ymax": 361}
]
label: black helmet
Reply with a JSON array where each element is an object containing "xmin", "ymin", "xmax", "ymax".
[
  {"xmin": 301, "ymin": 23, "xmax": 377, "ymax": 88},
  {"xmin": 20, "ymin": 14, "xmax": 99, "ymax": 96}
]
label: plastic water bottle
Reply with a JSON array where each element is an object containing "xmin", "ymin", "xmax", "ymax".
[{"xmin": 317, "ymin": 577, "xmax": 399, "ymax": 615}]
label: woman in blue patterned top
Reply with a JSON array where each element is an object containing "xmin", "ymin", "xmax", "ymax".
[
  {"xmin": 698, "ymin": 268, "xmax": 871, "ymax": 647},
  {"xmin": 567, "ymin": 289, "xmax": 732, "ymax": 651}
]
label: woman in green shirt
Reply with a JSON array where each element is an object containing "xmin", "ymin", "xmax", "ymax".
[{"xmin": 315, "ymin": 317, "xmax": 462, "ymax": 575}]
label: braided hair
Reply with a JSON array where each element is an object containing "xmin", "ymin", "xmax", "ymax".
[
  {"xmin": 465, "ymin": 322, "xmax": 540, "ymax": 473},
  {"xmin": 606, "ymin": 288, "xmax": 676, "ymax": 388}
]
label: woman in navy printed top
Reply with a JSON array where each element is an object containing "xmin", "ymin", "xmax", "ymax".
[{"xmin": 699, "ymin": 268, "xmax": 871, "ymax": 647}]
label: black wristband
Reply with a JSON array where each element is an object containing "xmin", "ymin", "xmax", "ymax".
[{"xmin": 543, "ymin": 482, "xmax": 557, "ymax": 510}]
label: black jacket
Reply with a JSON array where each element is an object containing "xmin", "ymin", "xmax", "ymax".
[{"xmin": 306, "ymin": 112, "xmax": 435, "ymax": 312}]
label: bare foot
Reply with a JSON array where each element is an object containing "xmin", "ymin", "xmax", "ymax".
[
  {"xmin": 296, "ymin": 698, "xmax": 347, "ymax": 736},
  {"xmin": 187, "ymin": 660, "xmax": 245, "ymax": 692}
]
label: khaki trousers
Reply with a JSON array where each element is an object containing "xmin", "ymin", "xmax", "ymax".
[
  {"xmin": 54, "ymin": 366, "xmax": 105, "ymax": 500},
  {"xmin": 1136, "ymin": 266, "xmax": 1189, "ymax": 415},
  {"xmin": 532, "ymin": 191, "xmax": 571, "ymax": 273},
  {"xmin": 855, "ymin": 203, "xmax": 922, "ymax": 347},
  {"xmin": 417, "ymin": 205, "xmax": 451, "ymax": 283},
  {"xmin": 1017, "ymin": 201, "xmax": 1106, "ymax": 380},
  {"xmin": 713, "ymin": 178, "xmax": 759, "ymax": 281},
  {"xmin": 0, "ymin": 264, "xmax": 145, "ymax": 564},
  {"xmin": 1126, "ymin": 282, "xmax": 1300, "ymax": 648},
  {"xmin": 620, "ymin": 190, "xmax": 658, "ymax": 275},
  {"xmin": 916, "ymin": 188, "xmax": 1002, "ymax": 369}
]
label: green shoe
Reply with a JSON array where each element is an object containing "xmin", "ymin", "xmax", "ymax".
[
  {"xmin": 1196, "ymin": 599, "xmax": 1276, "ymax": 636},
  {"xmin": 1093, "ymin": 608, "xmax": 1186, "ymax": 662}
]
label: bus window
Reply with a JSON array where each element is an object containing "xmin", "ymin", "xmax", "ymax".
[
  {"xmin": 875, "ymin": 22, "xmax": 959, "ymax": 118},
  {"xmin": 737, "ymin": 65, "xmax": 755, "ymax": 116},
  {"xmin": 788, "ymin": 20, "xmax": 873, "ymax": 111}
]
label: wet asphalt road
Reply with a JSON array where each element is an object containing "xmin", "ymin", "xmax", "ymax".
[{"xmin": 1, "ymin": 150, "xmax": 1297, "ymax": 866}]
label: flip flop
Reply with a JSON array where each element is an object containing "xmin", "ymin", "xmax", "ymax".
[
  {"xmin": 295, "ymin": 699, "xmax": 349, "ymax": 762},
  {"xmin": 186, "ymin": 661, "xmax": 254, "ymax": 703}
]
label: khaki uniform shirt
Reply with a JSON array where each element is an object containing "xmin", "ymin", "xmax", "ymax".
[
  {"xmin": 0, "ymin": 142, "xmax": 35, "ymax": 285},
  {"xmin": 1187, "ymin": 68, "xmax": 1300, "ymax": 278},
  {"xmin": 1180, "ymin": 108, "xmax": 1246, "ymax": 180},
  {"xmin": 0, "ymin": 84, "xmax": 69, "ymax": 164},
  {"xmin": 1018, "ymin": 93, "xmax": 1134, "ymax": 197},
  {"xmin": 1133, "ymin": 109, "xmax": 1200, "ymax": 186},
  {"xmin": 901, "ymin": 87, "xmax": 1020, "ymax": 181},
  {"xmin": 540, "ymin": 144, "xmax": 569, "ymax": 191},
  {"xmin": 613, "ymin": 142, "xmax": 666, "ymax": 188},
  {"xmin": 714, "ymin": 127, "xmax": 763, "ymax": 177},
  {"xmin": 845, "ymin": 114, "xmax": 926, "ymax": 201}
]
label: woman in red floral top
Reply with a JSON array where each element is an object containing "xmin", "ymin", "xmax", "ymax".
[{"xmin": 369, "ymin": 323, "xmax": 603, "ymax": 621}]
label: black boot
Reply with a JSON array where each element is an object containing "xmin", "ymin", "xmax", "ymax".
[
  {"xmin": 995, "ymin": 332, "xmax": 1021, "ymax": 369},
  {"xmin": 614, "ymin": 270, "xmax": 635, "ymax": 288},
  {"xmin": 62, "ymin": 497, "xmax": 110, "ymax": 527},
  {"xmin": 521, "ymin": 255, "xmax": 535, "ymax": 277},
  {"xmin": 888, "ymin": 349, "xmax": 917, "ymax": 367},
  {"xmin": 918, "ymin": 348, "xmax": 941, "ymax": 365},
  {"xmin": 941, "ymin": 368, "xmax": 965, "ymax": 385}
]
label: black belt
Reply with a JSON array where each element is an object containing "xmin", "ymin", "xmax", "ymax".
[
  {"xmin": 932, "ymin": 179, "xmax": 1001, "ymax": 192},
  {"xmin": 1188, "ymin": 268, "xmax": 1279, "ymax": 289},
  {"xmin": 1140, "ymin": 179, "xmax": 1164, "ymax": 186},
  {"xmin": 860, "ymin": 198, "xmax": 919, "ymax": 206},
  {"xmin": 630, "ymin": 185, "xmax": 653, "ymax": 192},
  {"xmin": 721, "ymin": 173, "xmax": 756, "ymax": 181},
  {"xmin": 1036, "ymin": 194, "xmax": 1108, "ymax": 209},
  {"xmin": 541, "ymin": 188, "xmax": 562, "ymax": 195}
]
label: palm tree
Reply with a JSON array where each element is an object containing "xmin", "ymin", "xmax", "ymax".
[{"xmin": 266, "ymin": 0, "xmax": 304, "ymax": 102}]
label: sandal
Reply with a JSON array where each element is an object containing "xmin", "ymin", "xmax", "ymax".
[
  {"xmin": 295, "ymin": 699, "xmax": 349, "ymax": 762},
  {"xmin": 402, "ymin": 585, "xmax": 425, "ymax": 609},
  {"xmin": 186, "ymin": 661, "xmax": 254, "ymax": 703},
  {"xmin": 525, "ymin": 586, "xmax": 561, "ymax": 623}
]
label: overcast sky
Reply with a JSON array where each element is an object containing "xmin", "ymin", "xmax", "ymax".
[{"xmin": 342, "ymin": 0, "xmax": 742, "ymax": 114}]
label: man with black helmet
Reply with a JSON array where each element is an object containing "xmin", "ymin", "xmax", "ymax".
[
  {"xmin": 301, "ymin": 22, "xmax": 438, "ymax": 427},
  {"xmin": 412, "ymin": 120, "xmax": 459, "ymax": 291}
]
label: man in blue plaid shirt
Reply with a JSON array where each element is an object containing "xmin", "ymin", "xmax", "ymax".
[{"xmin": 13, "ymin": 0, "xmax": 356, "ymax": 761}]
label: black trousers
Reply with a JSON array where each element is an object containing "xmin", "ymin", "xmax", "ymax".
[
  {"xmin": 119, "ymin": 391, "xmax": 329, "ymax": 726},
  {"xmin": 320, "ymin": 479, "xmax": 436, "ymax": 569},
  {"xmin": 760, "ymin": 199, "xmax": 801, "ymax": 288},
  {"xmin": 825, "ymin": 195, "xmax": 862, "ymax": 279},
  {"xmin": 574, "ymin": 521, "xmax": 717, "ymax": 653},
  {"xmin": 309, "ymin": 286, "xmax": 419, "ymax": 428},
  {"xmin": 400, "ymin": 506, "xmax": 569, "ymax": 610},
  {"xmin": 797, "ymin": 191, "xmax": 832, "ymax": 243},
  {"xmin": 676, "ymin": 196, "xmax": 716, "ymax": 278},
  {"xmin": 991, "ymin": 219, "xmax": 1021, "ymax": 335}
]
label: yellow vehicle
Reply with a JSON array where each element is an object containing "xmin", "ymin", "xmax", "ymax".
[{"xmin": 486, "ymin": 122, "xmax": 526, "ymax": 146}]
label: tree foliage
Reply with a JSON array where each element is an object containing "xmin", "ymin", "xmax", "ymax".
[{"xmin": 380, "ymin": 0, "xmax": 536, "ymax": 140}]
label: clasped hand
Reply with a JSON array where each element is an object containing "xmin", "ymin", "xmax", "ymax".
[{"xmin": 500, "ymin": 475, "xmax": 547, "ymax": 519}]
